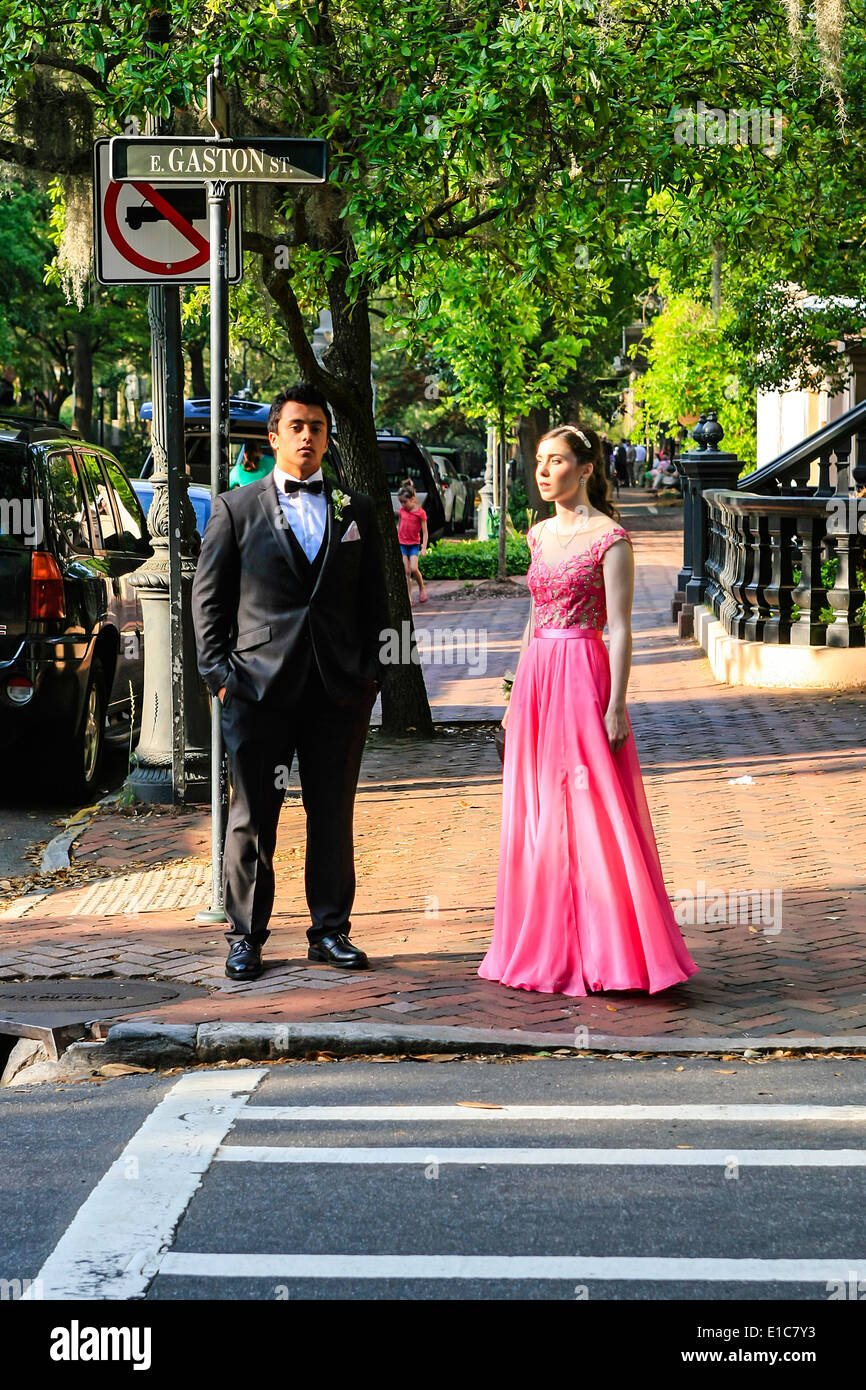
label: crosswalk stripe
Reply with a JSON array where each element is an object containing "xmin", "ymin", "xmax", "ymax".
[
  {"xmin": 213, "ymin": 1145, "xmax": 866, "ymax": 1167},
  {"xmin": 238, "ymin": 1104, "xmax": 866, "ymax": 1123},
  {"xmin": 23, "ymin": 1070, "xmax": 268, "ymax": 1300},
  {"xmin": 157, "ymin": 1252, "xmax": 866, "ymax": 1283}
]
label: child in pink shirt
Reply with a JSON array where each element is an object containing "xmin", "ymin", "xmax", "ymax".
[{"xmin": 397, "ymin": 484, "xmax": 428, "ymax": 604}]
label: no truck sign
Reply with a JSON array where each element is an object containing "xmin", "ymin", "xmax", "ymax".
[{"xmin": 93, "ymin": 139, "xmax": 242, "ymax": 286}]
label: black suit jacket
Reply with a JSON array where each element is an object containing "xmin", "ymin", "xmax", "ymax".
[{"xmin": 192, "ymin": 472, "xmax": 389, "ymax": 710}]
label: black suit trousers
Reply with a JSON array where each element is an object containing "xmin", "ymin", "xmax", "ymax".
[{"xmin": 219, "ymin": 663, "xmax": 375, "ymax": 945}]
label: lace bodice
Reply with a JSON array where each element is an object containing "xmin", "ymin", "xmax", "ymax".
[{"xmin": 527, "ymin": 521, "xmax": 632, "ymax": 629}]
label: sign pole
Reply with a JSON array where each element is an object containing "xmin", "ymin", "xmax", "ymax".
[
  {"xmin": 165, "ymin": 284, "xmax": 186, "ymax": 804},
  {"xmin": 199, "ymin": 174, "xmax": 231, "ymax": 922}
]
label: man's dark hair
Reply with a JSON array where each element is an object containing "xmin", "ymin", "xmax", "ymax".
[{"xmin": 268, "ymin": 383, "xmax": 332, "ymax": 436}]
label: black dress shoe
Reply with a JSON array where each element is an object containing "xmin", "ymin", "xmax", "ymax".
[
  {"xmin": 308, "ymin": 933, "xmax": 369, "ymax": 969},
  {"xmin": 225, "ymin": 938, "xmax": 264, "ymax": 981}
]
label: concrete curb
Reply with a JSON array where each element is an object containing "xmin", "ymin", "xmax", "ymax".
[
  {"xmin": 102, "ymin": 1023, "xmax": 866, "ymax": 1063},
  {"xmin": 5, "ymin": 1022, "xmax": 866, "ymax": 1084},
  {"xmin": 39, "ymin": 792, "xmax": 119, "ymax": 872}
]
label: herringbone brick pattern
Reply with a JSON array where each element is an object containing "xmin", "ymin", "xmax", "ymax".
[{"xmin": 2, "ymin": 495, "xmax": 865, "ymax": 1039}]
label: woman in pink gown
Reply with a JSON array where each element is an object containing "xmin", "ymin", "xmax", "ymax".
[{"xmin": 478, "ymin": 424, "xmax": 698, "ymax": 997}]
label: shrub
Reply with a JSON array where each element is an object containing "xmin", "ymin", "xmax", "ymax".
[{"xmin": 420, "ymin": 536, "xmax": 530, "ymax": 578}]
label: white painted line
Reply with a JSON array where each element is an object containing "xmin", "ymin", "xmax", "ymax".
[
  {"xmin": 239, "ymin": 1104, "xmax": 866, "ymax": 1124},
  {"xmin": 213, "ymin": 1146, "xmax": 866, "ymax": 1168},
  {"xmin": 24, "ymin": 1069, "xmax": 267, "ymax": 1300},
  {"xmin": 158, "ymin": 1252, "xmax": 866, "ymax": 1283}
]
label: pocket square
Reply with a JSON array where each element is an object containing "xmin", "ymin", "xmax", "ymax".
[{"xmin": 341, "ymin": 520, "xmax": 361, "ymax": 542}]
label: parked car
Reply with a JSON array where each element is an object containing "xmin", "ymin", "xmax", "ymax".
[
  {"xmin": 430, "ymin": 443, "xmax": 485, "ymax": 482},
  {"xmin": 429, "ymin": 445, "xmax": 480, "ymax": 531},
  {"xmin": 374, "ymin": 433, "xmax": 446, "ymax": 542},
  {"xmin": 429, "ymin": 449, "xmax": 473, "ymax": 532},
  {"xmin": 131, "ymin": 478, "xmax": 212, "ymax": 538},
  {"xmin": 0, "ymin": 416, "xmax": 151, "ymax": 799},
  {"xmin": 139, "ymin": 401, "xmax": 447, "ymax": 542},
  {"xmin": 139, "ymin": 397, "xmax": 273, "ymax": 485}
]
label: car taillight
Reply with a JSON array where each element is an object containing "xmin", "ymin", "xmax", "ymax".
[
  {"xmin": 29, "ymin": 551, "xmax": 65, "ymax": 620},
  {"xmin": 6, "ymin": 676, "xmax": 33, "ymax": 705}
]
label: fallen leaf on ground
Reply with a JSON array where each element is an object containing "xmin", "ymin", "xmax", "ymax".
[
  {"xmin": 715, "ymin": 1069, "xmax": 737, "ymax": 1074},
  {"xmin": 98, "ymin": 1063, "xmax": 154, "ymax": 1077},
  {"xmin": 457, "ymin": 1101, "xmax": 503, "ymax": 1110},
  {"xmin": 408, "ymin": 1053, "xmax": 461, "ymax": 1061},
  {"xmin": 605, "ymin": 1005, "xmax": 618, "ymax": 1012},
  {"xmin": 674, "ymin": 1065, "xmax": 685, "ymax": 1071}
]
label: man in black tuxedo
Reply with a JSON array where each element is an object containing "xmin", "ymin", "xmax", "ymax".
[{"xmin": 192, "ymin": 383, "xmax": 389, "ymax": 980}]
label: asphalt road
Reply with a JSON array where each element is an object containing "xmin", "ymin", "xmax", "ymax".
[
  {"xmin": 3, "ymin": 1056, "xmax": 866, "ymax": 1313},
  {"xmin": 0, "ymin": 746, "xmax": 128, "ymax": 878}
]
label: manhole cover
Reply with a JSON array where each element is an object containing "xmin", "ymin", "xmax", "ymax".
[{"xmin": 0, "ymin": 977, "xmax": 207, "ymax": 1026}]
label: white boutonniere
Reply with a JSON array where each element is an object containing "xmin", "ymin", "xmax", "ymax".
[{"xmin": 331, "ymin": 488, "xmax": 351, "ymax": 523}]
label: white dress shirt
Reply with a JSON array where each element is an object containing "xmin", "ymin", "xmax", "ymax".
[{"xmin": 273, "ymin": 464, "xmax": 328, "ymax": 562}]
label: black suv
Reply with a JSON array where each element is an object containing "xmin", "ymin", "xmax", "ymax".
[
  {"xmin": 374, "ymin": 433, "xmax": 446, "ymax": 541},
  {"xmin": 0, "ymin": 417, "xmax": 151, "ymax": 799}
]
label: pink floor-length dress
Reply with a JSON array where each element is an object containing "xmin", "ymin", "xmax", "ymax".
[{"xmin": 478, "ymin": 522, "xmax": 698, "ymax": 997}]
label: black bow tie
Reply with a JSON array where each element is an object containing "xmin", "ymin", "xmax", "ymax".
[{"xmin": 283, "ymin": 478, "xmax": 324, "ymax": 495}]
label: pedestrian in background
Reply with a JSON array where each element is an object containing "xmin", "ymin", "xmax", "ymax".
[
  {"xmin": 397, "ymin": 484, "xmax": 428, "ymax": 604},
  {"xmin": 625, "ymin": 441, "xmax": 637, "ymax": 486},
  {"xmin": 229, "ymin": 439, "xmax": 273, "ymax": 489},
  {"xmin": 613, "ymin": 441, "xmax": 629, "ymax": 488},
  {"xmin": 633, "ymin": 440, "xmax": 648, "ymax": 486}
]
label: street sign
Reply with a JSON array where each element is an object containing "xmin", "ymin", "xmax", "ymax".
[
  {"xmin": 109, "ymin": 135, "xmax": 327, "ymax": 184},
  {"xmin": 93, "ymin": 139, "xmax": 242, "ymax": 285}
]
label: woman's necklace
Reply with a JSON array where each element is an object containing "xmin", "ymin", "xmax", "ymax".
[{"xmin": 547, "ymin": 514, "xmax": 594, "ymax": 549}]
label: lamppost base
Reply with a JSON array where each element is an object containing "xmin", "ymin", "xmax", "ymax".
[
  {"xmin": 194, "ymin": 906, "xmax": 229, "ymax": 924},
  {"xmin": 123, "ymin": 755, "xmax": 211, "ymax": 805}
]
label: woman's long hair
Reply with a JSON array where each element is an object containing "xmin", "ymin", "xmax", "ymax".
[{"xmin": 537, "ymin": 424, "xmax": 620, "ymax": 521}]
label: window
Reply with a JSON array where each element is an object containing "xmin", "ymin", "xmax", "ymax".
[
  {"xmin": 98, "ymin": 454, "xmax": 146, "ymax": 548},
  {"xmin": 78, "ymin": 451, "xmax": 121, "ymax": 549},
  {"xmin": 380, "ymin": 443, "xmax": 424, "ymax": 490},
  {"xmin": 48, "ymin": 451, "xmax": 92, "ymax": 554}
]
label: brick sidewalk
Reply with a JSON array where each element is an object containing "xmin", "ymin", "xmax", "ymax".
[{"xmin": 2, "ymin": 493, "xmax": 866, "ymax": 1041}]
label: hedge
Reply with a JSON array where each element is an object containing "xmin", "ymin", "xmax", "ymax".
[{"xmin": 419, "ymin": 536, "xmax": 530, "ymax": 579}]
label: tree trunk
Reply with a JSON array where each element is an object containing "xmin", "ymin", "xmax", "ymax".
[
  {"xmin": 188, "ymin": 339, "xmax": 208, "ymax": 398},
  {"xmin": 517, "ymin": 405, "xmax": 549, "ymax": 522},
  {"xmin": 711, "ymin": 240, "xmax": 723, "ymax": 324},
  {"xmin": 34, "ymin": 368, "xmax": 72, "ymax": 420},
  {"xmin": 498, "ymin": 407, "xmax": 508, "ymax": 581},
  {"xmin": 72, "ymin": 331, "xmax": 93, "ymax": 440},
  {"xmin": 258, "ymin": 213, "xmax": 433, "ymax": 736}
]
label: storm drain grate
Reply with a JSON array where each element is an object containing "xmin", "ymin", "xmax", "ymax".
[{"xmin": 0, "ymin": 977, "xmax": 210, "ymax": 1048}]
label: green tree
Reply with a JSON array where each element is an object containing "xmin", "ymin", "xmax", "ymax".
[
  {"xmin": 0, "ymin": 179, "xmax": 149, "ymax": 432},
  {"xmin": 401, "ymin": 246, "xmax": 596, "ymax": 574},
  {"xmin": 632, "ymin": 287, "xmax": 757, "ymax": 466}
]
